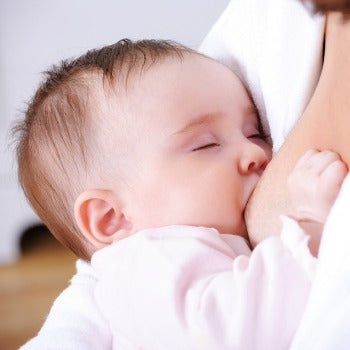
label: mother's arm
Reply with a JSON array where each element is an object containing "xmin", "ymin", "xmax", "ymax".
[{"xmin": 246, "ymin": 12, "xmax": 350, "ymax": 255}]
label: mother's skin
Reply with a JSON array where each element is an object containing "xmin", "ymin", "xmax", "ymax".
[{"xmin": 246, "ymin": 11, "xmax": 350, "ymax": 255}]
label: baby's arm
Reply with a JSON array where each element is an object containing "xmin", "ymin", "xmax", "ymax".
[{"xmin": 287, "ymin": 150, "xmax": 347, "ymax": 256}]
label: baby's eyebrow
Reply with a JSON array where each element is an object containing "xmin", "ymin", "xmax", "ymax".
[{"xmin": 173, "ymin": 113, "xmax": 218, "ymax": 135}]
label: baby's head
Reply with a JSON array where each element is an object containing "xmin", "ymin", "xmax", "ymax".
[{"xmin": 15, "ymin": 39, "xmax": 271, "ymax": 260}]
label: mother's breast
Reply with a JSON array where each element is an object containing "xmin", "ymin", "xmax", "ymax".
[{"xmin": 246, "ymin": 12, "xmax": 350, "ymax": 251}]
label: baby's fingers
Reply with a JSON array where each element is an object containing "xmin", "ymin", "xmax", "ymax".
[
  {"xmin": 320, "ymin": 159, "xmax": 348, "ymax": 195},
  {"xmin": 309, "ymin": 151, "xmax": 342, "ymax": 175},
  {"xmin": 294, "ymin": 149, "xmax": 318, "ymax": 168},
  {"xmin": 295, "ymin": 150, "xmax": 342, "ymax": 175}
]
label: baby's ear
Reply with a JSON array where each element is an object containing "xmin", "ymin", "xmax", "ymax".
[{"xmin": 74, "ymin": 190, "xmax": 132, "ymax": 249}]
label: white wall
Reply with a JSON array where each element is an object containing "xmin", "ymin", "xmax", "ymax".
[{"xmin": 0, "ymin": 0, "xmax": 229, "ymax": 262}]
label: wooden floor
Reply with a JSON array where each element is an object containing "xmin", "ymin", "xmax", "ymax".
[{"xmin": 0, "ymin": 227, "xmax": 76, "ymax": 349}]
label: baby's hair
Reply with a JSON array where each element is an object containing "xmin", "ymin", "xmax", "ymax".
[{"xmin": 13, "ymin": 39, "xmax": 194, "ymax": 260}]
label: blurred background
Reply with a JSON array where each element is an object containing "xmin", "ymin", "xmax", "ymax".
[{"xmin": 0, "ymin": 0, "xmax": 229, "ymax": 348}]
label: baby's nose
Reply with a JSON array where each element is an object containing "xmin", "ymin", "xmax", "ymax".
[{"xmin": 238, "ymin": 144, "xmax": 268, "ymax": 175}]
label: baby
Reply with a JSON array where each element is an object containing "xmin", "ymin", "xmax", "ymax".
[{"xmin": 16, "ymin": 39, "xmax": 347, "ymax": 349}]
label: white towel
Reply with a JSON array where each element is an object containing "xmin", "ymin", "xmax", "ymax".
[{"xmin": 199, "ymin": 0, "xmax": 325, "ymax": 152}]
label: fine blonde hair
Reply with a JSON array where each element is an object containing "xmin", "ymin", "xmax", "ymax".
[{"xmin": 14, "ymin": 39, "xmax": 193, "ymax": 260}]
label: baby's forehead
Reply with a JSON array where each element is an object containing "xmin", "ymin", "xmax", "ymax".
[
  {"xmin": 93, "ymin": 52, "xmax": 253, "ymax": 138},
  {"xmin": 102, "ymin": 52, "xmax": 248, "ymax": 117}
]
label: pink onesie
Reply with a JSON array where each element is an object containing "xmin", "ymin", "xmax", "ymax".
[{"xmin": 92, "ymin": 217, "xmax": 316, "ymax": 349}]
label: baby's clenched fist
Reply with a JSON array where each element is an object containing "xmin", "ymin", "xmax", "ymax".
[{"xmin": 288, "ymin": 150, "xmax": 347, "ymax": 224}]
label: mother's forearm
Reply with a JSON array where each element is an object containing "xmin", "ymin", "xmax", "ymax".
[{"xmin": 246, "ymin": 12, "xmax": 350, "ymax": 250}]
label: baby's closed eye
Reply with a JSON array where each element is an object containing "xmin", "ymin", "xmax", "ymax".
[
  {"xmin": 192, "ymin": 142, "xmax": 221, "ymax": 152},
  {"xmin": 189, "ymin": 132, "xmax": 220, "ymax": 152}
]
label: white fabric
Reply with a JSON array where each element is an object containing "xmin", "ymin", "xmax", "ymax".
[
  {"xmin": 91, "ymin": 223, "xmax": 316, "ymax": 350},
  {"xmin": 199, "ymin": 0, "xmax": 325, "ymax": 152}
]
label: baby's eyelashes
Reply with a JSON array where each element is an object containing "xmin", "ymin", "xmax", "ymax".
[
  {"xmin": 189, "ymin": 132, "xmax": 220, "ymax": 152},
  {"xmin": 192, "ymin": 143, "xmax": 221, "ymax": 152},
  {"xmin": 245, "ymin": 114, "xmax": 270, "ymax": 142},
  {"xmin": 248, "ymin": 133, "xmax": 263, "ymax": 139},
  {"xmin": 247, "ymin": 128, "xmax": 270, "ymax": 142}
]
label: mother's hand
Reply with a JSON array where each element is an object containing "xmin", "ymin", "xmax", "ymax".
[{"xmin": 245, "ymin": 11, "xmax": 350, "ymax": 254}]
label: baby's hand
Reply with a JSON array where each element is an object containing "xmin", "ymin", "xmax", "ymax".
[{"xmin": 288, "ymin": 150, "xmax": 347, "ymax": 224}]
